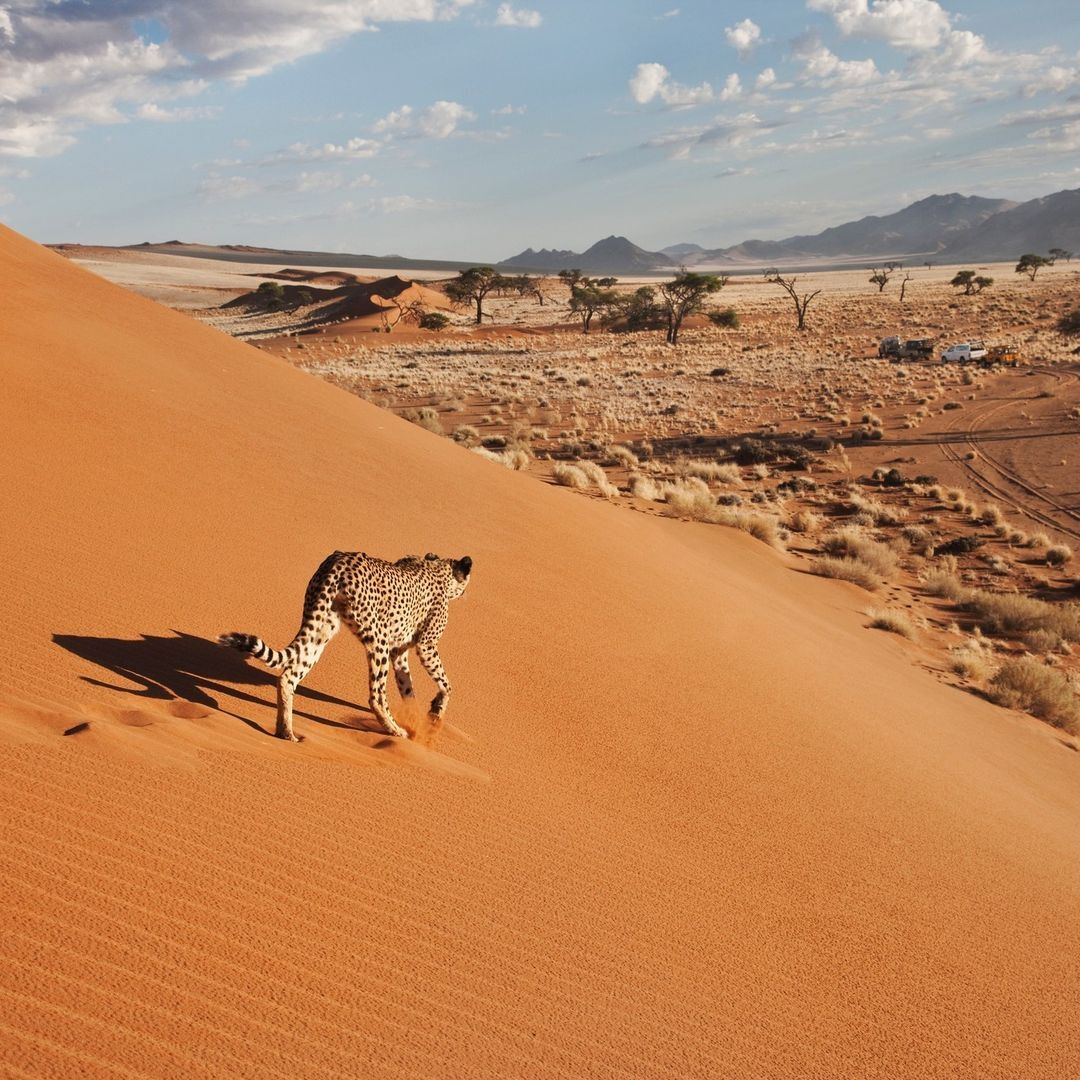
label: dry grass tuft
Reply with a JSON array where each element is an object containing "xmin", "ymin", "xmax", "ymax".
[
  {"xmin": 866, "ymin": 608, "xmax": 917, "ymax": 638},
  {"xmin": 988, "ymin": 658, "xmax": 1080, "ymax": 733},
  {"xmin": 811, "ymin": 555, "xmax": 883, "ymax": 591},
  {"xmin": 552, "ymin": 463, "xmax": 589, "ymax": 489},
  {"xmin": 1046, "ymin": 544, "xmax": 1073, "ymax": 567},
  {"xmin": 950, "ymin": 636, "xmax": 997, "ymax": 682}
]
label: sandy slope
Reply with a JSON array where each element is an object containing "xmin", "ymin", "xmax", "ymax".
[{"xmin": 1, "ymin": 223, "xmax": 1078, "ymax": 1078}]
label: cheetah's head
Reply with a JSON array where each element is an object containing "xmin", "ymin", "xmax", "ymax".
[{"xmin": 448, "ymin": 555, "xmax": 472, "ymax": 599}]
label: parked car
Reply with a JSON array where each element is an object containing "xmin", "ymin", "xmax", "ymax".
[
  {"xmin": 941, "ymin": 341, "xmax": 988, "ymax": 364},
  {"xmin": 898, "ymin": 338, "xmax": 935, "ymax": 360},
  {"xmin": 878, "ymin": 336, "xmax": 901, "ymax": 359}
]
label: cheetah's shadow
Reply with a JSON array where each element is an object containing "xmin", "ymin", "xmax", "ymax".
[{"xmin": 52, "ymin": 629, "xmax": 375, "ymax": 737}]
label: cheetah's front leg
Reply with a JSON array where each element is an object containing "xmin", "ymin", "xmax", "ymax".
[
  {"xmin": 367, "ymin": 639, "xmax": 409, "ymax": 738},
  {"xmin": 416, "ymin": 639, "xmax": 452, "ymax": 722}
]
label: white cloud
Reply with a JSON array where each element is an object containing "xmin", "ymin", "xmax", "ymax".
[
  {"xmin": 1020, "ymin": 65, "xmax": 1078, "ymax": 99},
  {"xmin": 755, "ymin": 67, "xmax": 777, "ymax": 90},
  {"xmin": 373, "ymin": 100, "xmax": 476, "ymax": 138},
  {"xmin": 265, "ymin": 138, "xmax": 381, "ymax": 163},
  {"xmin": 0, "ymin": 187, "xmax": 14, "ymax": 206},
  {"xmin": 197, "ymin": 174, "xmax": 261, "ymax": 201},
  {"xmin": 492, "ymin": 103, "xmax": 527, "ymax": 115},
  {"xmin": 493, "ymin": 4, "xmax": 542, "ymax": 27},
  {"xmin": 1029, "ymin": 119, "xmax": 1080, "ymax": 153},
  {"xmin": 0, "ymin": 1, "xmax": 476, "ymax": 158},
  {"xmin": 807, "ymin": 0, "xmax": 994, "ymax": 70},
  {"xmin": 720, "ymin": 73, "xmax": 742, "ymax": 101},
  {"xmin": 807, "ymin": 0, "xmax": 950, "ymax": 50},
  {"xmin": 643, "ymin": 112, "xmax": 770, "ymax": 159},
  {"xmin": 725, "ymin": 18, "xmax": 761, "ymax": 57},
  {"xmin": 629, "ymin": 62, "xmax": 714, "ymax": 107},
  {"xmin": 137, "ymin": 102, "xmax": 219, "ymax": 122},
  {"xmin": 375, "ymin": 194, "xmax": 438, "ymax": 212},
  {"xmin": 794, "ymin": 39, "xmax": 879, "ymax": 86}
]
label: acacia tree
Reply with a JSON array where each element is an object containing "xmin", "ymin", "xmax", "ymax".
[
  {"xmin": 949, "ymin": 269, "xmax": 992, "ymax": 295},
  {"xmin": 557, "ymin": 268, "xmax": 585, "ymax": 298},
  {"xmin": 868, "ymin": 265, "xmax": 894, "ymax": 292},
  {"xmin": 1016, "ymin": 253, "xmax": 1051, "ymax": 281},
  {"xmin": 1049, "ymin": 247, "xmax": 1073, "ymax": 263},
  {"xmin": 606, "ymin": 285, "xmax": 663, "ymax": 332},
  {"xmin": 444, "ymin": 267, "xmax": 503, "ymax": 324},
  {"xmin": 658, "ymin": 270, "xmax": 727, "ymax": 344},
  {"xmin": 569, "ymin": 282, "xmax": 618, "ymax": 333},
  {"xmin": 764, "ymin": 269, "xmax": 821, "ymax": 331}
]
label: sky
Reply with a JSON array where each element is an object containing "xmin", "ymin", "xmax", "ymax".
[{"xmin": 1, "ymin": 0, "xmax": 1079, "ymax": 260}]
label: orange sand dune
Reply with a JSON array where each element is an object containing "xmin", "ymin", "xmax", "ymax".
[{"xmin": 0, "ymin": 223, "xmax": 1078, "ymax": 1078}]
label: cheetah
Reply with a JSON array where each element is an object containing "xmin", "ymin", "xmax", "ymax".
[{"xmin": 219, "ymin": 551, "xmax": 472, "ymax": 742}]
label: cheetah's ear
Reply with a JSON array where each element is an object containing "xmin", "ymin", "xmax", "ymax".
[{"xmin": 453, "ymin": 556, "xmax": 473, "ymax": 582}]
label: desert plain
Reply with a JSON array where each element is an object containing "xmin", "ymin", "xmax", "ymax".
[{"xmin": 0, "ymin": 227, "xmax": 1078, "ymax": 1078}]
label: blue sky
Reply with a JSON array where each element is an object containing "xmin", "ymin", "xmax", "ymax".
[{"xmin": 1, "ymin": 0, "xmax": 1078, "ymax": 259}]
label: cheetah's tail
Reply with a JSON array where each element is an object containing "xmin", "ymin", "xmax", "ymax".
[{"xmin": 218, "ymin": 632, "xmax": 288, "ymax": 669}]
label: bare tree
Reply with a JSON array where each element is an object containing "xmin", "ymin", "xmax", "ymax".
[
  {"xmin": 868, "ymin": 266, "xmax": 894, "ymax": 292},
  {"xmin": 899, "ymin": 272, "xmax": 913, "ymax": 304},
  {"xmin": 764, "ymin": 270, "xmax": 821, "ymax": 331}
]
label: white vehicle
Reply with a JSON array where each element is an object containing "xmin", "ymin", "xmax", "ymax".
[{"xmin": 940, "ymin": 341, "xmax": 987, "ymax": 364}]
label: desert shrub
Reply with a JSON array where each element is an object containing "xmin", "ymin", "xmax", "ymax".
[
  {"xmin": 988, "ymin": 659, "xmax": 1080, "ymax": 733},
  {"xmin": 627, "ymin": 473, "xmax": 662, "ymax": 501},
  {"xmin": 471, "ymin": 447, "xmax": 530, "ymax": 470},
  {"xmin": 419, "ymin": 312, "xmax": 450, "ymax": 331},
  {"xmin": 605, "ymin": 445, "xmax": 639, "ymax": 468},
  {"xmin": 821, "ymin": 528, "xmax": 900, "ymax": 578},
  {"xmin": 708, "ymin": 307, "xmax": 740, "ymax": 329},
  {"xmin": 934, "ymin": 535, "xmax": 983, "ymax": 557},
  {"xmin": 783, "ymin": 509, "xmax": 823, "ymax": 534},
  {"xmin": 577, "ymin": 460, "xmax": 619, "ymax": 498},
  {"xmin": 662, "ymin": 481, "xmax": 715, "ymax": 520},
  {"xmin": 1046, "ymin": 544, "xmax": 1073, "ymax": 566},
  {"xmin": 978, "ymin": 505, "xmax": 1004, "ymax": 526},
  {"xmin": 928, "ymin": 579, "xmax": 1080, "ymax": 644},
  {"xmin": 811, "ymin": 556, "xmax": 882, "ymax": 591},
  {"xmin": 964, "ymin": 590, "xmax": 1080, "ymax": 642},
  {"xmin": 734, "ymin": 438, "xmax": 774, "ymax": 465},
  {"xmin": 950, "ymin": 637, "xmax": 997, "ymax": 682},
  {"xmin": 402, "ymin": 406, "xmax": 443, "ymax": 435},
  {"xmin": 923, "ymin": 570, "xmax": 966, "ymax": 599},
  {"xmin": 453, "ymin": 424, "xmax": 481, "ymax": 446},
  {"xmin": 866, "ymin": 608, "xmax": 916, "ymax": 639},
  {"xmin": 552, "ymin": 463, "xmax": 589, "ymax": 489},
  {"xmin": 847, "ymin": 492, "xmax": 905, "ymax": 525},
  {"xmin": 676, "ymin": 459, "xmax": 741, "ymax": 484}
]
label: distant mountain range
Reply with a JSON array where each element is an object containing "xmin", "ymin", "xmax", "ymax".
[
  {"xmin": 500, "ymin": 188, "xmax": 1080, "ymax": 274},
  {"xmin": 498, "ymin": 235, "xmax": 671, "ymax": 273},
  {"xmin": 64, "ymin": 186, "xmax": 1079, "ymax": 279}
]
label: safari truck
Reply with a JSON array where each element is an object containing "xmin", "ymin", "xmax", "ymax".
[
  {"xmin": 877, "ymin": 336, "xmax": 901, "ymax": 359},
  {"xmin": 897, "ymin": 338, "xmax": 935, "ymax": 360},
  {"xmin": 940, "ymin": 341, "xmax": 988, "ymax": 364},
  {"xmin": 981, "ymin": 343, "xmax": 1020, "ymax": 367}
]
